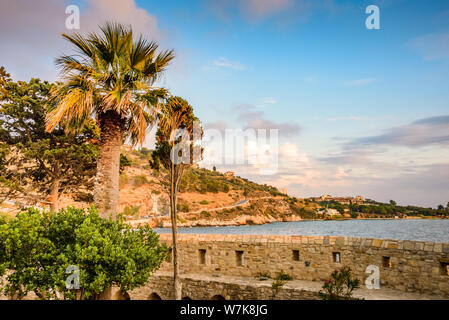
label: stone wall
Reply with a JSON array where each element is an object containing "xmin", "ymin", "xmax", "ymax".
[
  {"xmin": 129, "ymin": 273, "xmax": 320, "ymax": 300},
  {"xmin": 155, "ymin": 234, "xmax": 449, "ymax": 297}
]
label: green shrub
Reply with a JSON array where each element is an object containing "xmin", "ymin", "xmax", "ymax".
[
  {"xmin": 120, "ymin": 154, "xmax": 132, "ymax": 173},
  {"xmin": 122, "ymin": 205, "xmax": 140, "ymax": 217},
  {"xmin": 0, "ymin": 207, "xmax": 168, "ymax": 300},
  {"xmin": 199, "ymin": 200, "xmax": 209, "ymax": 205},
  {"xmin": 319, "ymin": 266, "xmax": 361, "ymax": 300},
  {"xmin": 133, "ymin": 174, "xmax": 149, "ymax": 187},
  {"xmin": 200, "ymin": 211, "xmax": 210, "ymax": 217},
  {"xmin": 255, "ymin": 271, "xmax": 271, "ymax": 280},
  {"xmin": 275, "ymin": 270, "xmax": 293, "ymax": 281},
  {"xmin": 272, "ymin": 279, "xmax": 285, "ymax": 290},
  {"xmin": 177, "ymin": 203, "xmax": 190, "ymax": 213},
  {"xmin": 119, "ymin": 173, "xmax": 129, "ymax": 188}
]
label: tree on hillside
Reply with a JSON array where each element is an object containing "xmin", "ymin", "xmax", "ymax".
[
  {"xmin": 46, "ymin": 22, "xmax": 174, "ymax": 219},
  {"xmin": 0, "ymin": 71, "xmax": 99, "ymax": 211},
  {"xmin": 389, "ymin": 200, "xmax": 397, "ymax": 207},
  {"xmin": 150, "ymin": 96, "xmax": 202, "ymax": 300}
]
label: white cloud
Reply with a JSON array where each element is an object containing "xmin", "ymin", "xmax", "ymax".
[
  {"xmin": 263, "ymin": 97, "xmax": 277, "ymax": 104},
  {"xmin": 212, "ymin": 57, "xmax": 245, "ymax": 70},
  {"xmin": 409, "ymin": 32, "xmax": 449, "ymax": 61}
]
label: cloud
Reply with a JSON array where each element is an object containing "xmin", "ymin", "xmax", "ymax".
[
  {"xmin": 204, "ymin": 120, "xmax": 228, "ymax": 133},
  {"xmin": 243, "ymin": 0, "xmax": 294, "ymax": 18},
  {"xmin": 206, "ymin": 0, "xmax": 335, "ymax": 23},
  {"xmin": 208, "ymin": 57, "xmax": 245, "ymax": 70},
  {"xmin": 348, "ymin": 115, "xmax": 449, "ymax": 148},
  {"xmin": 0, "ymin": 0, "xmax": 162, "ymax": 81},
  {"xmin": 263, "ymin": 97, "xmax": 277, "ymax": 104},
  {"xmin": 409, "ymin": 32, "xmax": 449, "ymax": 61},
  {"xmin": 235, "ymin": 104, "xmax": 301, "ymax": 136},
  {"xmin": 326, "ymin": 115, "xmax": 362, "ymax": 122},
  {"xmin": 335, "ymin": 166, "xmax": 349, "ymax": 179},
  {"xmin": 343, "ymin": 78, "xmax": 376, "ymax": 86}
]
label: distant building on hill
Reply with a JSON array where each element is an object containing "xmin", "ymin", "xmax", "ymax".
[
  {"xmin": 322, "ymin": 208, "xmax": 340, "ymax": 217},
  {"xmin": 310, "ymin": 194, "xmax": 365, "ymax": 205},
  {"xmin": 224, "ymin": 171, "xmax": 234, "ymax": 178}
]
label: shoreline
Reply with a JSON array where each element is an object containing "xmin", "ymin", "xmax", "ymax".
[
  {"xmin": 160, "ymin": 217, "xmax": 440, "ymax": 229},
  {"xmin": 127, "ymin": 215, "xmax": 445, "ymax": 229}
]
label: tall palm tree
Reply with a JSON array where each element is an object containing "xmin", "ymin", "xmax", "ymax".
[
  {"xmin": 46, "ymin": 22, "xmax": 174, "ymax": 218},
  {"xmin": 151, "ymin": 96, "xmax": 202, "ymax": 299}
]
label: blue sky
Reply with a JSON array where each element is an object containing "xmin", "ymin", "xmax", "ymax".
[{"xmin": 1, "ymin": 0, "xmax": 448, "ymax": 207}]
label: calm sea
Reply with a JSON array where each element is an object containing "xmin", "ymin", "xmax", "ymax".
[{"xmin": 154, "ymin": 219, "xmax": 449, "ymax": 243}]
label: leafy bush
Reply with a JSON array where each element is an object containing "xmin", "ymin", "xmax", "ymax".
[
  {"xmin": 133, "ymin": 174, "xmax": 149, "ymax": 187},
  {"xmin": 255, "ymin": 271, "xmax": 271, "ymax": 280},
  {"xmin": 319, "ymin": 267, "xmax": 361, "ymax": 300},
  {"xmin": 119, "ymin": 154, "xmax": 132, "ymax": 173},
  {"xmin": 0, "ymin": 207, "xmax": 168, "ymax": 300},
  {"xmin": 275, "ymin": 270, "xmax": 293, "ymax": 281},
  {"xmin": 199, "ymin": 200, "xmax": 209, "ymax": 205},
  {"xmin": 177, "ymin": 203, "xmax": 190, "ymax": 213},
  {"xmin": 271, "ymin": 279, "xmax": 285, "ymax": 290},
  {"xmin": 119, "ymin": 173, "xmax": 129, "ymax": 188},
  {"xmin": 122, "ymin": 205, "xmax": 140, "ymax": 217},
  {"xmin": 200, "ymin": 211, "xmax": 210, "ymax": 217}
]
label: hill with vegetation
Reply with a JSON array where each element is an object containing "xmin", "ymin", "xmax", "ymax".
[{"xmin": 2, "ymin": 146, "xmax": 447, "ymax": 226}]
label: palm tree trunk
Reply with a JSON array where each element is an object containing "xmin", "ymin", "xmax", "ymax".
[
  {"xmin": 170, "ymin": 161, "xmax": 182, "ymax": 300},
  {"xmin": 49, "ymin": 178, "xmax": 60, "ymax": 212},
  {"xmin": 94, "ymin": 111, "xmax": 123, "ymax": 219}
]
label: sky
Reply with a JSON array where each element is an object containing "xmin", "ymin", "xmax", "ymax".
[{"xmin": 0, "ymin": 0, "xmax": 448, "ymax": 207}]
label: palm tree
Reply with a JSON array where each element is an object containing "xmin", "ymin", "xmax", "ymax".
[
  {"xmin": 46, "ymin": 22, "xmax": 174, "ymax": 218},
  {"xmin": 151, "ymin": 96, "xmax": 202, "ymax": 299}
]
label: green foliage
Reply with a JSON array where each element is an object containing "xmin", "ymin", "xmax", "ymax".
[
  {"xmin": 0, "ymin": 71, "xmax": 99, "ymax": 203},
  {"xmin": 150, "ymin": 96, "xmax": 202, "ymax": 172},
  {"xmin": 122, "ymin": 205, "xmax": 140, "ymax": 217},
  {"xmin": 319, "ymin": 267, "xmax": 361, "ymax": 300},
  {"xmin": 177, "ymin": 203, "xmax": 190, "ymax": 212},
  {"xmin": 271, "ymin": 279, "xmax": 285, "ymax": 290},
  {"xmin": 119, "ymin": 173, "xmax": 129, "ymax": 188},
  {"xmin": 137, "ymin": 148, "xmax": 151, "ymax": 159},
  {"xmin": 255, "ymin": 271, "xmax": 271, "ymax": 280},
  {"xmin": 47, "ymin": 22, "xmax": 174, "ymax": 146},
  {"xmin": 199, "ymin": 200, "xmax": 209, "ymax": 205},
  {"xmin": 133, "ymin": 174, "xmax": 149, "ymax": 187},
  {"xmin": 0, "ymin": 206, "xmax": 168, "ymax": 300},
  {"xmin": 275, "ymin": 270, "xmax": 293, "ymax": 281},
  {"xmin": 120, "ymin": 154, "xmax": 132, "ymax": 173},
  {"xmin": 200, "ymin": 211, "xmax": 210, "ymax": 217}
]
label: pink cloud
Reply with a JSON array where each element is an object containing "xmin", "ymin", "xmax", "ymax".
[{"xmin": 243, "ymin": 0, "xmax": 294, "ymax": 18}]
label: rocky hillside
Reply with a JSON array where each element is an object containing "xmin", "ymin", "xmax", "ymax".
[
  {"xmin": 0, "ymin": 146, "xmax": 321, "ymax": 226},
  {"xmin": 118, "ymin": 148, "xmax": 321, "ymax": 227}
]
